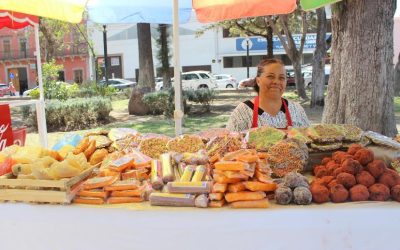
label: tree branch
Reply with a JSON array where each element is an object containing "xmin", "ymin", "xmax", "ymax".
[
  {"xmin": 266, "ymin": 16, "xmax": 292, "ymax": 60},
  {"xmin": 299, "ymin": 11, "xmax": 308, "ymax": 54}
]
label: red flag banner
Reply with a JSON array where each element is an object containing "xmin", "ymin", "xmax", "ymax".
[{"xmin": 0, "ymin": 104, "xmax": 14, "ymax": 151}]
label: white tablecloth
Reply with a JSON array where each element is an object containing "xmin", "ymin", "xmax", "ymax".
[{"xmin": 1, "ymin": 202, "xmax": 399, "ymax": 250}]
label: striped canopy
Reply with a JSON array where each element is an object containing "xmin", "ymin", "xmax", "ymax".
[
  {"xmin": 0, "ymin": 10, "xmax": 38, "ymax": 29},
  {"xmin": 0, "ymin": 0, "xmax": 298, "ymax": 24}
]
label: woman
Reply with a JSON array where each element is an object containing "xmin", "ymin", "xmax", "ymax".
[{"xmin": 227, "ymin": 58, "xmax": 310, "ymax": 132}]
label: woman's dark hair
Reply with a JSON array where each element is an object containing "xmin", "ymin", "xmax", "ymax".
[{"xmin": 253, "ymin": 58, "xmax": 285, "ymax": 93}]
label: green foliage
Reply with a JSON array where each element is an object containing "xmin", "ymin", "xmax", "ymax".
[
  {"xmin": 185, "ymin": 89, "xmax": 216, "ymax": 112},
  {"xmin": 142, "ymin": 88, "xmax": 215, "ymax": 117},
  {"xmin": 73, "ymin": 82, "xmax": 117, "ymax": 98},
  {"xmin": 142, "ymin": 91, "xmax": 170, "ymax": 115},
  {"xmin": 39, "ymin": 18, "xmax": 88, "ymax": 61},
  {"xmin": 24, "ymin": 97, "xmax": 112, "ymax": 132}
]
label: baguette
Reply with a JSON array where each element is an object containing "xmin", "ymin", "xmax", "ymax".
[
  {"xmin": 209, "ymin": 192, "xmax": 224, "ymax": 201},
  {"xmin": 107, "ymin": 196, "xmax": 144, "ymax": 204},
  {"xmin": 242, "ymin": 181, "xmax": 277, "ymax": 192},
  {"xmin": 78, "ymin": 189, "xmax": 109, "ymax": 199},
  {"xmin": 74, "ymin": 196, "xmax": 104, "ymax": 205},
  {"xmin": 227, "ymin": 182, "xmax": 246, "ymax": 193},
  {"xmin": 209, "ymin": 199, "xmax": 225, "ymax": 208},
  {"xmin": 225, "ymin": 191, "xmax": 266, "ymax": 203},
  {"xmin": 211, "ymin": 183, "xmax": 227, "ymax": 193},
  {"xmin": 230, "ymin": 198, "xmax": 269, "ymax": 208}
]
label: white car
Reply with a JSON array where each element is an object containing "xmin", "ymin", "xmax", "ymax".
[
  {"xmin": 99, "ymin": 78, "xmax": 137, "ymax": 90},
  {"xmin": 23, "ymin": 86, "xmax": 38, "ymax": 96},
  {"xmin": 155, "ymin": 77, "xmax": 164, "ymax": 91},
  {"xmin": 170, "ymin": 71, "xmax": 218, "ymax": 90},
  {"xmin": 214, "ymin": 74, "xmax": 238, "ymax": 88}
]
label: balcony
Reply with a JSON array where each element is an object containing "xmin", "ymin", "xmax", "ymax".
[
  {"xmin": 54, "ymin": 43, "xmax": 89, "ymax": 57},
  {"xmin": 0, "ymin": 43, "xmax": 88, "ymax": 61},
  {"xmin": 0, "ymin": 49, "xmax": 35, "ymax": 61}
]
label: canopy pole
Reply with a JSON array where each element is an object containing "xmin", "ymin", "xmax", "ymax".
[
  {"xmin": 34, "ymin": 24, "xmax": 48, "ymax": 148},
  {"xmin": 172, "ymin": 0, "xmax": 183, "ymax": 136}
]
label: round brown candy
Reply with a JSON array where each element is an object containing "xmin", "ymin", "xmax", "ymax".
[
  {"xmin": 336, "ymin": 172, "xmax": 356, "ymax": 189},
  {"xmin": 330, "ymin": 184, "xmax": 349, "ymax": 203},
  {"xmin": 369, "ymin": 183, "xmax": 390, "ymax": 201},
  {"xmin": 356, "ymin": 171, "xmax": 375, "ymax": 188},
  {"xmin": 350, "ymin": 184, "xmax": 370, "ymax": 201}
]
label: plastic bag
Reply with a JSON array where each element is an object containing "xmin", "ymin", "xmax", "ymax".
[{"xmin": 52, "ymin": 134, "xmax": 82, "ymax": 151}]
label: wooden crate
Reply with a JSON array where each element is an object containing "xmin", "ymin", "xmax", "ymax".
[{"xmin": 0, "ymin": 165, "xmax": 97, "ymax": 204}]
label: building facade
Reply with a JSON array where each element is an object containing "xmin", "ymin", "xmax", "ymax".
[
  {"xmin": 0, "ymin": 26, "xmax": 90, "ymax": 95},
  {"xmin": 89, "ymin": 16, "xmax": 333, "ymax": 83}
]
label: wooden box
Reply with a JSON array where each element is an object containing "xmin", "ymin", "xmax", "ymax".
[{"xmin": 0, "ymin": 165, "xmax": 96, "ymax": 204}]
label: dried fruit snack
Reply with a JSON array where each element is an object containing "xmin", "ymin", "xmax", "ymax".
[
  {"xmin": 307, "ymin": 124, "xmax": 345, "ymax": 143},
  {"xmin": 139, "ymin": 137, "xmax": 169, "ymax": 159},
  {"xmin": 267, "ymin": 139, "xmax": 308, "ymax": 177},
  {"xmin": 247, "ymin": 127, "xmax": 286, "ymax": 151},
  {"xmin": 167, "ymin": 134, "xmax": 205, "ymax": 153}
]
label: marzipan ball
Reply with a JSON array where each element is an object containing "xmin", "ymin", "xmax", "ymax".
[
  {"xmin": 347, "ymin": 144, "xmax": 363, "ymax": 155},
  {"xmin": 391, "ymin": 185, "xmax": 400, "ymax": 202},
  {"xmin": 378, "ymin": 169, "xmax": 400, "ymax": 188},
  {"xmin": 356, "ymin": 171, "xmax": 375, "ymax": 187},
  {"xmin": 350, "ymin": 184, "xmax": 369, "ymax": 201},
  {"xmin": 313, "ymin": 165, "xmax": 326, "ymax": 176},
  {"xmin": 341, "ymin": 158, "xmax": 363, "ymax": 175},
  {"xmin": 336, "ymin": 172, "xmax": 356, "ymax": 189},
  {"xmin": 275, "ymin": 186, "xmax": 293, "ymax": 205},
  {"xmin": 326, "ymin": 162, "xmax": 340, "ymax": 176},
  {"xmin": 333, "ymin": 167, "xmax": 343, "ymax": 177},
  {"xmin": 354, "ymin": 148, "xmax": 374, "ymax": 166},
  {"xmin": 366, "ymin": 160, "xmax": 386, "ymax": 178},
  {"xmin": 293, "ymin": 186, "xmax": 312, "ymax": 205},
  {"xmin": 315, "ymin": 167, "xmax": 329, "ymax": 178},
  {"xmin": 321, "ymin": 157, "xmax": 332, "ymax": 166},
  {"xmin": 330, "ymin": 184, "xmax": 349, "ymax": 203},
  {"xmin": 332, "ymin": 151, "xmax": 350, "ymax": 164},
  {"xmin": 369, "ymin": 183, "xmax": 390, "ymax": 201},
  {"xmin": 327, "ymin": 179, "xmax": 338, "ymax": 189},
  {"xmin": 320, "ymin": 176, "xmax": 335, "ymax": 186},
  {"xmin": 283, "ymin": 172, "xmax": 309, "ymax": 189},
  {"xmin": 311, "ymin": 184, "xmax": 330, "ymax": 204}
]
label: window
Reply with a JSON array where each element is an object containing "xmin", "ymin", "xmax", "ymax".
[
  {"xmin": 199, "ymin": 73, "xmax": 210, "ymax": 79},
  {"xmin": 57, "ymin": 71, "xmax": 65, "ymax": 82},
  {"xmin": 73, "ymin": 69, "xmax": 83, "ymax": 83},
  {"xmin": 3, "ymin": 40, "xmax": 11, "ymax": 59},
  {"xmin": 183, "ymin": 74, "xmax": 199, "ymax": 80},
  {"xmin": 19, "ymin": 38, "xmax": 27, "ymax": 57}
]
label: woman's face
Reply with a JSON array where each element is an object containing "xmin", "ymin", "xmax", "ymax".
[{"xmin": 256, "ymin": 63, "xmax": 286, "ymax": 97}]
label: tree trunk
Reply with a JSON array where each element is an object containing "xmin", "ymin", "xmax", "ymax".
[
  {"xmin": 292, "ymin": 59, "xmax": 307, "ymax": 99},
  {"xmin": 395, "ymin": 53, "xmax": 400, "ymax": 96},
  {"xmin": 310, "ymin": 8, "xmax": 327, "ymax": 108},
  {"xmin": 266, "ymin": 25, "xmax": 274, "ymax": 59},
  {"xmin": 136, "ymin": 23, "xmax": 155, "ymax": 90},
  {"xmin": 322, "ymin": 0, "xmax": 397, "ymax": 136},
  {"xmin": 159, "ymin": 24, "xmax": 171, "ymax": 89},
  {"xmin": 128, "ymin": 23, "xmax": 155, "ymax": 115}
]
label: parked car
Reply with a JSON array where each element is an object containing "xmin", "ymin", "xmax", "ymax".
[
  {"xmin": 238, "ymin": 78, "xmax": 254, "ymax": 88},
  {"xmin": 99, "ymin": 78, "xmax": 137, "ymax": 90},
  {"xmin": 214, "ymin": 74, "xmax": 238, "ymax": 88},
  {"xmin": 23, "ymin": 86, "xmax": 38, "ymax": 96},
  {"xmin": 171, "ymin": 71, "xmax": 218, "ymax": 90},
  {"xmin": 155, "ymin": 77, "xmax": 166, "ymax": 91},
  {"xmin": 0, "ymin": 83, "xmax": 10, "ymax": 97}
]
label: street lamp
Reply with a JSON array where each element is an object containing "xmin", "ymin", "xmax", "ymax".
[
  {"xmin": 103, "ymin": 25, "xmax": 109, "ymax": 84},
  {"xmin": 246, "ymin": 36, "xmax": 250, "ymax": 78}
]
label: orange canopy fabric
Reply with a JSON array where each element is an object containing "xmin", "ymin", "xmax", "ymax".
[
  {"xmin": 0, "ymin": 11, "xmax": 38, "ymax": 29},
  {"xmin": 193, "ymin": 0, "xmax": 297, "ymax": 23}
]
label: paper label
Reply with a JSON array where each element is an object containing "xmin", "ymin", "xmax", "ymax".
[
  {"xmin": 171, "ymin": 182, "xmax": 207, "ymax": 188},
  {"xmin": 153, "ymin": 193, "xmax": 191, "ymax": 199}
]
